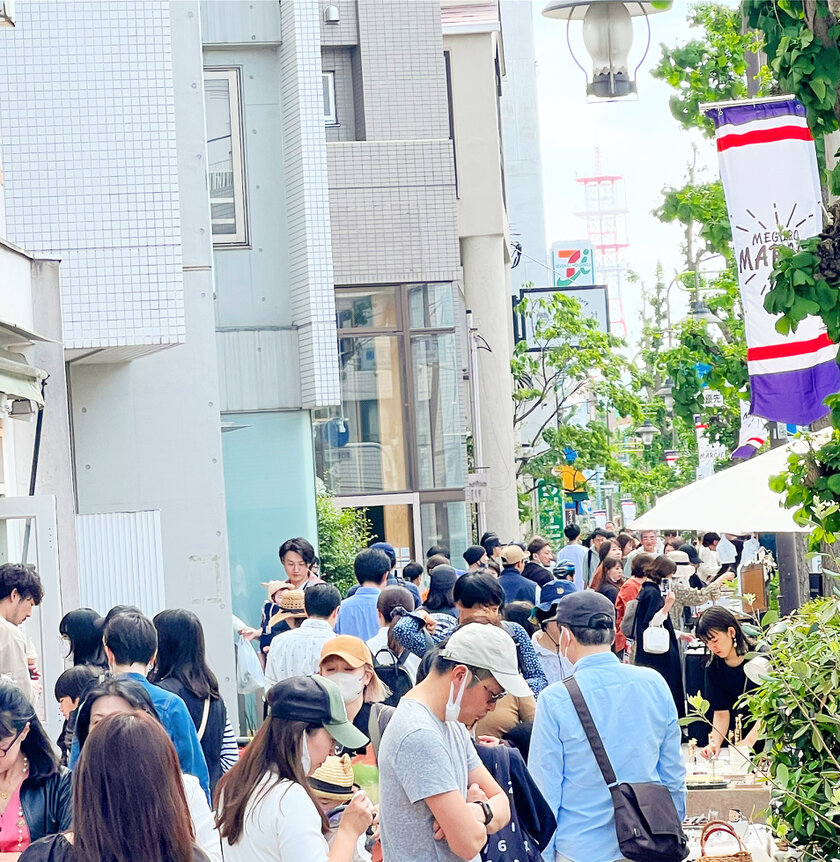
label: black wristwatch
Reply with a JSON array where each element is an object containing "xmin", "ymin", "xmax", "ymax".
[{"xmin": 473, "ymin": 800, "xmax": 493, "ymax": 826}]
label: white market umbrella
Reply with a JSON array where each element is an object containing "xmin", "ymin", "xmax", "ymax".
[{"xmin": 628, "ymin": 432, "xmax": 830, "ymax": 534}]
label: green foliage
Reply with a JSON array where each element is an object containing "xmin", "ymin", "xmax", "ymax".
[
  {"xmin": 655, "ymin": 179, "xmax": 733, "ymax": 261},
  {"xmin": 315, "ymin": 488, "xmax": 372, "ymax": 595},
  {"xmin": 747, "ymin": 598, "xmax": 840, "ymax": 856},
  {"xmin": 651, "ymin": 3, "xmax": 769, "ymax": 136}
]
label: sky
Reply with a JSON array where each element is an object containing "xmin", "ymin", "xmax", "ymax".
[{"xmin": 531, "ymin": 0, "xmax": 729, "ymax": 336}]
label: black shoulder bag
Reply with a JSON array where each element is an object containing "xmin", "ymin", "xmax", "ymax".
[{"xmin": 564, "ymin": 677, "xmax": 689, "ymax": 862}]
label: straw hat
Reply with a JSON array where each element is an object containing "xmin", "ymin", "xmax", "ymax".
[
  {"xmin": 308, "ymin": 754, "xmax": 355, "ymax": 801},
  {"xmin": 268, "ymin": 590, "xmax": 307, "ymax": 626},
  {"xmin": 262, "ymin": 580, "xmax": 285, "ymax": 601}
]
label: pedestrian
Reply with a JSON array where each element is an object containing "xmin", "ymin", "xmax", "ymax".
[
  {"xmin": 77, "ymin": 611, "xmax": 210, "ymax": 797},
  {"xmin": 345, "ymin": 543, "xmax": 422, "ymax": 607},
  {"xmin": 53, "ymin": 666, "xmax": 97, "ymax": 766},
  {"xmin": 699, "ymin": 532, "xmax": 721, "ymax": 580},
  {"xmin": 589, "ymin": 557, "xmax": 623, "ymax": 604},
  {"xmin": 463, "ymin": 545, "xmax": 488, "ymax": 572},
  {"xmin": 259, "ymin": 583, "xmax": 305, "ymax": 655},
  {"xmin": 614, "ymin": 552, "xmax": 653, "ymax": 658},
  {"xmin": 278, "ymin": 537, "xmax": 323, "ymax": 591},
  {"xmin": 149, "ymin": 609, "xmax": 239, "ymax": 795},
  {"xmin": 696, "ymin": 607, "xmax": 761, "ymax": 757},
  {"xmin": 623, "ymin": 529, "xmax": 659, "ymax": 577},
  {"xmin": 498, "ymin": 546, "xmax": 538, "ymax": 604},
  {"xmin": 581, "ymin": 529, "xmax": 608, "ymax": 586},
  {"xmin": 530, "ymin": 580, "xmax": 577, "ymax": 684},
  {"xmin": 402, "ymin": 561, "xmax": 424, "ymax": 592},
  {"xmin": 558, "ymin": 524, "xmax": 587, "ymax": 591},
  {"xmin": 529, "ymin": 591, "xmax": 685, "ymax": 862},
  {"xmin": 522, "ymin": 537, "xmax": 554, "ymax": 588},
  {"xmin": 264, "ymin": 583, "xmax": 341, "ymax": 688},
  {"xmin": 216, "ymin": 676, "xmax": 374, "ymax": 862},
  {"xmin": 0, "ymin": 564, "xmax": 44, "ymax": 704},
  {"xmin": 667, "ymin": 549, "xmax": 734, "ymax": 630},
  {"xmin": 72, "ymin": 678, "xmax": 221, "ymax": 862},
  {"xmin": 58, "ymin": 608, "xmax": 108, "ymax": 672},
  {"xmin": 366, "ymin": 585, "xmax": 421, "ymax": 683},
  {"xmin": 21, "ymin": 711, "xmax": 214, "ymax": 862},
  {"xmin": 633, "ymin": 556, "xmax": 685, "ymax": 718},
  {"xmin": 0, "ymin": 680, "xmax": 71, "ymax": 853},
  {"xmin": 335, "ymin": 549, "xmax": 390, "ymax": 641},
  {"xmin": 617, "ymin": 533, "xmax": 636, "ymax": 560},
  {"xmin": 421, "ymin": 564, "xmax": 458, "ymax": 618},
  {"xmin": 479, "ymin": 532, "xmax": 504, "ymax": 562},
  {"xmin": 378, "ymin": 623, "xmax": 527, "ymax": 861}
]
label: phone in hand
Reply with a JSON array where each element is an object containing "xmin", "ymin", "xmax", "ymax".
[{"xmin": 661, "ymin": 578, "xmax": 672, "ymax": 595}]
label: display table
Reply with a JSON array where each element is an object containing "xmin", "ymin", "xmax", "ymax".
[{"xmin": 686, "ymin": 784, "xmax": 771, "ymax": 822}]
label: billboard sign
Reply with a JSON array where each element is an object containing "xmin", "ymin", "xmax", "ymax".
[{"xmin": 551, "ymin": 241, "xmax": 595, "ymax": 288}]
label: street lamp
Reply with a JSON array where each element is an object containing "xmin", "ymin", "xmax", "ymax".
[
  {"xmin": 655, "ymin": 378, "xmax": 675, "ymax": 412},
  {"xmin": 542, "ymin": 0, "xmax": 671, "ymax": 99},
  {"xmin": 684, "ymin": 300, "xmax": 723, "ymax": 327},
  {"xmin": 635, "ymin": 420, "xmax": 660, "ymax": 447}
]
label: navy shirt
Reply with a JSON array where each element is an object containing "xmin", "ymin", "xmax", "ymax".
[{"xmin": 499, "ymin": 568, "xmax": 538, "ymax": 604}]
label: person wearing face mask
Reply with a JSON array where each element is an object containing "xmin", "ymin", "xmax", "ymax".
[
  {"xmin": 318, "ymin": 637, "xmax": 389, "ymax": 757},
  {"xmin": 529, "ymin": 591, "xmax": 685, "ymax": 862},
  {"xmin": 217, "ymin": 676, "xmax": 374, "ymax": 862},
  {"xmin": 378, "ymin": 623, "xmax": 530, "ymax": 862},
  {"xmin": 529, "ymin": 581, "xmax": 577, "ymax": 684}
]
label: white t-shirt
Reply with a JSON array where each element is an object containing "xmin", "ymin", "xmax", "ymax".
[
  {"xmin": 182, "ymin": 773, "xmax": 222, "ymax": 862},
  {"xmin": 220, "ymin": 775, "xmax": 330, "ymax": 862},
  {"xmin": 366, "ymin": 627, "xmax": 421, "ymax": 682}
]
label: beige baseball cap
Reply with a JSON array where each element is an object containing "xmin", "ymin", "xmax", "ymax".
[{"xmin": 438, "ymin": 622, "xmax": 531, "ymax": 697}]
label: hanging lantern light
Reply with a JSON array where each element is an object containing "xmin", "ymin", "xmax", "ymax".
[
  {"xmin": 635, "ymin": 420, "xmax": 660, "ymax": 448},
  {"xmin": 542, "ymin": 0, "xmax": 672, "ymax": 99}
]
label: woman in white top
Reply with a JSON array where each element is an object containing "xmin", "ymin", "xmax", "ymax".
[
  {"xmin": 215, "ymin": 675, "xmax": 374, "ymax": 862},
  {"xmin": 365, "ymin": 586, "xmax": 421, "ymax": 683}
]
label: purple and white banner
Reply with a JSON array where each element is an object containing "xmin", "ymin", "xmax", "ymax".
[
  {"xmin": 731, "ymin": 397, "xmax": 768, "ymax": 460},
  {"xmin": 706, "ymin": 98, "xmax": 840, "ymax": 424}
]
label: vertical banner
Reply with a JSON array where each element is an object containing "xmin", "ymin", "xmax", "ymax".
[
  {"xmin": 695, "ymin": 417, "xmax": 727, "ymax": 478},
  {"xmin": 706, "ymin": 98, "xmax": 840, "ymax": 424},
  {"xmin": 731, "ymin": 397, "xmax": 768, "ymax": 460}
]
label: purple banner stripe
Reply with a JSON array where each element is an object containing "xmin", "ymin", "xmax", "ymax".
[
  {"xmin": 750, "ymin": 359, "xmax": 840, "ymax": 425},
  {"xmin": 705, "ymin": 99, "xmax": 805, "ymax": 129},
  {"xmin": 731, "ymin": 444, "xmax": 760, "ymax": 461}
]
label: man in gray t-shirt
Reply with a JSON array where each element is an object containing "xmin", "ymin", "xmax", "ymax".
[{"xmin": 378, "ymin": 622, "xmax": 531, "ymax": 862}]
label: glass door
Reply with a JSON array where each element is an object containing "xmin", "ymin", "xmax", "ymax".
[{"xmin": 334, "ymin": 493, "xmax": 422, "ymax": 568}]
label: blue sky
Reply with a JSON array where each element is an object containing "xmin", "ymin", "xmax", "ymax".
[{"xmin": 532, "ymin": 0, "xmax": 731, "ymax": 338}]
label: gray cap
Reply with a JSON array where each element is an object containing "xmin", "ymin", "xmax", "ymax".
[{"xmin": 555, "ymin": 590, "xmax": 616, "ymax": 628}]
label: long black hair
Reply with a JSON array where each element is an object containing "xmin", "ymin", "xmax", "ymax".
[
  {"xmin": 59, "ymin": 608, "xmax": 108, "ymax": 669},
  {"xmin": 0, "ymin": 680, "xmax": 58, "ymax": 780},
  {"xmin": 75, "ymin": 678, "xmax": 159, "ymax": 751},
  {"xmin": 149, "ymin": 609, "xmax": 220, "ymax": 700}
]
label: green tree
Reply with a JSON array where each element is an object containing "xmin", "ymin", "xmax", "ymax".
[{"xmin": 315, "ymin": 488, "xmax": 372, "ymax": 595}]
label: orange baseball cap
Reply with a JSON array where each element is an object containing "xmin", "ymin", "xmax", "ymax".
[{"xmin": 320, "ymin": 635, "xmax": 372, "ymax": 669}]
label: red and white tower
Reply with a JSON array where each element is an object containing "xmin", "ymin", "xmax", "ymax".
[{"xmin": 575, "ymin": 149, "xmax": 629, "ymax": 339}]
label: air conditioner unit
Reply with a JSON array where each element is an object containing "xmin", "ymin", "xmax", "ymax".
[{"xmin": 0, "ymin": 1, "xmax": 14, "ymax": 26}]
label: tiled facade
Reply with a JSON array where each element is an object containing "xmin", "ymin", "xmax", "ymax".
[{"xmin": 0, "ymin": 1, "xmax": 185, "ymax": 351}]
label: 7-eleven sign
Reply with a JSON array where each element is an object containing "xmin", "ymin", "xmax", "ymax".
[{"xmin": 551, "ymin": 241, "xmax": 595, "ymax": 288}]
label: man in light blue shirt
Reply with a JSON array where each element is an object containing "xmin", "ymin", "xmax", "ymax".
[
  {"xmin": 335, "ymin": 547, "xmax": 389, "ymax": 642},
  {"xmin": 529, "ymin": 591, "xmax": 686, "ymax": 862},
  {"xmin": 558, "ymin": 524, "xmax": 587, "ymax": 592}
]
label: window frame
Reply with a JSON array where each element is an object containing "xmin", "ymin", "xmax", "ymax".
[
  {"xmin": 322, "ymin": 71, "xmax": 338, "ymax": 126},
  {"xmin": 203, "ymin": 66, "xmax": 249, "ymax": 247}
]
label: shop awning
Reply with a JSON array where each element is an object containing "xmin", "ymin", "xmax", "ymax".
[{"xmin": 0, "ymin": 354, "xmax": 46, "ymax": 406}]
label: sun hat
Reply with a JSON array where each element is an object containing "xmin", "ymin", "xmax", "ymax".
[
  {"xmin": 438, "ymin": 622, "xmax": 531, "ymax": 697},
  {"xmin": 554, "ymin": 590, "xmax": 616, "ymax": 628},
  {"xmin": 463, "ymin": 546, "xmax": 487, "ymax": 566},
  {"xmin": 678, "ymin": 543, "xmax": 701, "ymax": 565},
  {"xmin": 533, "ymin": 579, "xmax": 576, "ymax": 613},
  {"xmin": 500, "ymin": 545, "xmax": 528, "ymax": 566},
  {"xmin": 268, "ymin": 676, "xmax": 368, "ymax": 750},
  {"xmin": 270, "ymin": 589, "xmax": 307, "ymax": 624},
  {"xmin": 667, "ymin": 550, "xmax": 692, "ymax": 569},
  {"xmin": 309, "ymin": 754, "xmax": 356, "ymax": 801},
  {"xmin": 320, "ymin": 635, "xmax": 372, "ymax": 669},
  {"xmin": 262, "ymin": 580, "xmax": 285, "ymax": 600}
]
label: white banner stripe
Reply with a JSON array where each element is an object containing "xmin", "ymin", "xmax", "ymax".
[{"xmin": 748, "ymin": 343, "xmax": 839, "ymax": 375}]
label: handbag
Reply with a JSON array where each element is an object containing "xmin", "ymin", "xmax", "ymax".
[
  {"xmin": 235, "ymin": 634, "xmax": 266, "ymax": 694},
  {"xmin": 697, "ymin": 821, "xmax": 753, "ymax": 862},
  {"xmin": 564, "ymin": 677, "xmax": 689, "ymax": 862},
  {"xmin": 643, "ymin": 624, "xmax": 670, "ymax": 655}
]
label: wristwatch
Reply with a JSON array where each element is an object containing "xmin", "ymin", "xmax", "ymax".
[{"xmin": 473, "ymin": 800, "xmax": 493, "ymax": 826}]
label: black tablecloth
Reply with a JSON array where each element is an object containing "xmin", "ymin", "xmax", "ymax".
[{"xmin": 684, "ymin": 651, "xmax": 712, "ymax": 746}]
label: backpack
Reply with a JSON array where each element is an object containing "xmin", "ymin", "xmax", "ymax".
[
  {"xmin": 373, "ymin": 647, "xmax": 413, "ymax": 707},
  {"xmin": 620, "ymin": 598, "xmax": 638, "ymax": 639},
  {"xmin": 366, "ymin": 701, "xmax": 396, "ymax": 760}
]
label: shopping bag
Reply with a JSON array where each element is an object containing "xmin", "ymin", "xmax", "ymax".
[{"xmin": 236, "ymin": 634, "xmax": 266, "ymax": 694}]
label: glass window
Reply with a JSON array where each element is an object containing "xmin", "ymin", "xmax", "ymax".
[
  {"xmin": 204, "ymin": 68, "xmax": 247, "ymax": 245},
  {"xmin": 336, "ymin": 288, "xmax": 397, "ymax": 331},
  {"xmin": 412, "ymin": 332, "xmax": 465, "ymax": 490},
  {"xmin": 408, "ymin": 283, "xmax": 454, "ymax": 329},
  {"xmin": 323, "ymin": 72, "xmax": 337, "ymax": 125},
  {"xmin": 314, "ymin": 336, "xmax": 409, "ymax": 494},
  {"xmin": 420, "ymin": 501, "xmax": 469, "ymax": 561}
]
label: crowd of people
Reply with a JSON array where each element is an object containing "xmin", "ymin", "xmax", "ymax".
[{"xmin": 0, "ymin": 521, "xmax": 763, "ymax": 862}]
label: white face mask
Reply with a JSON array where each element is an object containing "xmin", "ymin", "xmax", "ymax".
[
  {"xmin": 330, "ymin": 671, "xmax": 365, "ymax": 703},
  {"xmin": 445, "ymin": 669, "xmax": 471, "ymax": 723},
  {"xmin": 560, "ymin": 628, "xmax": 573, "ymax": 665},
  {"xmin": 300, "ymin": 730, "xmax": 312, "ymax": 775}
]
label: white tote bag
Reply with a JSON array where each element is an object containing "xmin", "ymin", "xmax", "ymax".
[{"xmin": 642, "ymin": 624, "xmax": 670, "ymax": 655}]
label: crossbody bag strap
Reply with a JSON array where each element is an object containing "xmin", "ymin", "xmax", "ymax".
[
  {"xmin": 563, "ymin": 677, "xmax": 618, "ymax": 788},
  {"xmin": 197, "ymin": 697, "xmax": 211, "ymax": 742}
]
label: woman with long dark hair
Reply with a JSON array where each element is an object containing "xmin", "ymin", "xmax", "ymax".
[
  {"xmin": 420, "ymin": 565, "xmax": 458, "ymax": 618},
  {"xmin": 696, "ymin": 607, "xmax": 761, "ymax": 757},
  {"xmin": 589, "ymin": 557, "xmax": 623, "ymax": 603},
  {"xmin": 216, "ymin": 675, "xmax": 374, "ymax": 862},
  {"xmin": 633, "ymin": 555, "xmax": 685, "ymax": 718},
  {"xmin": 58, "ymin": 609, "xmax": 108, "ymax": 671},
  {"xmin": 149, "ymin": 609, "xmax": 237, "ymax": 792},
  {"xmin": 0, "ymin": 680, "xmax": 70, "ymax": 852},
  {"xmin": 20, "ymin": 712, "xmax": 211, "ymax": 862}
]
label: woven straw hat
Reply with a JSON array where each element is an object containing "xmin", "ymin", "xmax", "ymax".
[
  {"xmin": 269, "ymin": 589, "xmax": 307, "ymax": 625},
  {"xmin": 308, "ymin": 754, "xmax": 355, "ymax": 801},
  {"xmin": 262, "ymin": 580, "xmax": 285, "ymax": 601}
]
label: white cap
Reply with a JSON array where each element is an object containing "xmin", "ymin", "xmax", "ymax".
[{"xmin": 439, "ymin": 622, "xmax": 532, "ymax": 698}]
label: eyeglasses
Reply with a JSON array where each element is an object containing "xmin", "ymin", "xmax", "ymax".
[
  {"xmin": 469, "ymin": 667, "xmax": 507, "ymax": 703},
  {"xmin": 0, "ymin": 727, "xmax": 24, "ymax": 756}
]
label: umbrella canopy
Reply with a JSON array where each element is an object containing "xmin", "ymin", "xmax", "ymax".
[{"xmin": 628, "ymin": 433, "xmax": 829, "ymax": 534}]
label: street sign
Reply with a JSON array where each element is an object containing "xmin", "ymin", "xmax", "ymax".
[{"xmin": 465, "ymin": 473, "xmax": 489, "ymax": 503}]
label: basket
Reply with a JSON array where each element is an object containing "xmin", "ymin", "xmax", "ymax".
[{"xmin": 697, "ymin": 820, "xmax": 753, "ymax": 862}]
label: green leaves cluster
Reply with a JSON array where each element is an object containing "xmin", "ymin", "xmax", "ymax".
[
  {"xmin": 763, "ymin": 238, "xmax": 840, "ymax": 339},
  {"xmin": 747, "ymin": 598, "xmax": 840, "ymax": 856},
  {"xmin": 656, "ymin": 180, "xmax": 733, "ymax": 260},
  {"xmin": 315, "ymin": 487, "xmax": 372, "ymax": 595}
]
